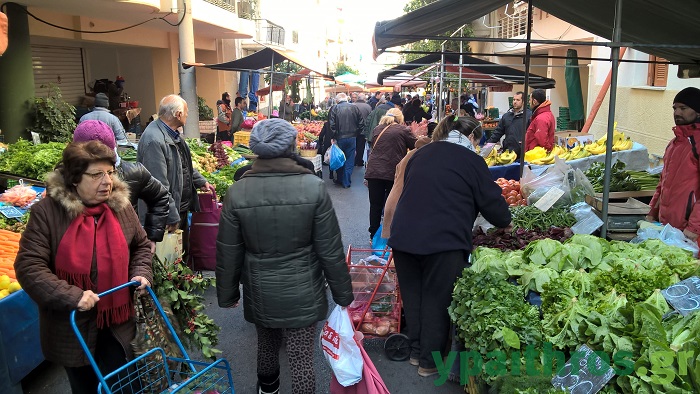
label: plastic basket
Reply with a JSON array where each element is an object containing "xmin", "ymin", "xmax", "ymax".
[{"xmin": 233, "ymin": 131, "xmax": 251, "ymax": 146}]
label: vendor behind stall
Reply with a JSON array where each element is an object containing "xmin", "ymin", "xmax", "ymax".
[
  {"xmin": 525, "ymin": 89, "xmax": 555, "ymax": 151},
  {"xmin": 485, "ymin": 91, "xmax": 531, "ymax": 159},
  {"xmin": 79, "ymin": 93, "xmax": 129, "ymax": 146},
  {"xmin": 647, "ymin": 87, "xmax": 700, "ymax": 244}
]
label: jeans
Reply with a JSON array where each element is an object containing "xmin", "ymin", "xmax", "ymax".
[
  {"xmin": 335, "ymin": 137, "xmax": 356, "ymax": 188},
  {"xmin": 366, "ymin": 178, "xmax": 393, "ymax": 238}
]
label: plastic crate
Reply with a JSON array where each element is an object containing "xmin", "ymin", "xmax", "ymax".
[{"xmin": 233, "ymin": 131, "xmax": 251, "ymax": 146}]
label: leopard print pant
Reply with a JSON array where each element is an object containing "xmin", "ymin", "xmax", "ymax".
[{"xmin": 256, "ymin": 324, "xmax": 316, "ymax": 394}]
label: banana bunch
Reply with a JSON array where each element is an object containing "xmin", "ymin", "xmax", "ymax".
[
  {"xmin": 585, "ymin": 141, "xmax": 607, "ymax": 156},
  {"xmin": 612, "ymin": 136, "xmax": 633, "ymax": 151},
  {"xmin": 524, "ymin": 146, "xmax": 547, "ymax": 163},
  {"xmin": 497, "ymin": 150, "xmax": 517, "ymax": 165},
  {"xmin": 311, "ymin": 108, "xmax": 318, "ymax": 117},
  {"xmin": 530, "ymin": 149, "xmax": 557, "ymax": 165},
  {"xmin": 483, "ymin": 147, "xmax": 500, "ymax": 167},
  {"xmin": 567, "ymin": 145, "xmax": 591, "ymax": 160}
]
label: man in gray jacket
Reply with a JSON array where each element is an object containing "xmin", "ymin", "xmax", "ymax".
[
  {"xmin": 353, "ymin": 93, "xmax": 373, "ymax": 166},
  {"xmin": 79, "ymin": 93, "xmax": 130, "ymax": 146},
  {"xmin": 138, "ymin": 94, "xmax": 211, "ymax": 262},
  {"xmin": 329, "ymin": 93, "xmax": 364, "ymax": 188}
]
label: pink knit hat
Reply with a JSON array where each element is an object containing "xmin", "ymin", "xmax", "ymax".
[{"xmin": 73, "ymin": 120, "xmax": 116, "ymax": 150}]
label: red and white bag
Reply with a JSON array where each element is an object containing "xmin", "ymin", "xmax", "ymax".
[{"xmin": 321, "ymin": 305, "xmax": 363, "ymax": 387}]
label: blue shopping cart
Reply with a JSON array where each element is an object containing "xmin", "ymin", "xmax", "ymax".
[{"xmin": 70, "ymin": 282, "xmax": 234, "ymax": 394}]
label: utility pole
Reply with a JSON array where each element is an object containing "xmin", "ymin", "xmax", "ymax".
[{"xmin": 178, "ymin": 0, "xmax": 199, "ymax": 138}]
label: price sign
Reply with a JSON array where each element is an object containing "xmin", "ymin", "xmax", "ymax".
[
  {"xmin": 552, "ymin": 344, "xmax": 614, "ymax": 394},
  {"xmin": 662, "ymin": 276, "xmax": 700, "ymax": 316},
  {"xmin": 534, "ymin": 187, "xmax": 565, "ymax": 212},
  {"xmin": 0, "ymin": 206, "xmax": 25, "ymax": 219}
]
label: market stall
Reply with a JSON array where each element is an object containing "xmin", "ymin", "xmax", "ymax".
[{"xmin": 488, "ymin": 142, "xmax": 650, "ymax": 181}]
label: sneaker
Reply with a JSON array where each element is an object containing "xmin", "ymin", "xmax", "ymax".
[
  {"xmin": 409, "ymin": 357, "xmax": 419, "ymax": 366},
  {"xmin": 417, "ymin": 367, "xmax": 438, "ymax": 377}
]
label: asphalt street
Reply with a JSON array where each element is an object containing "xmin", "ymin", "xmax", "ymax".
[{"xmin": 22, "ymin": 165, "xmax": 465, "ymax": 393}]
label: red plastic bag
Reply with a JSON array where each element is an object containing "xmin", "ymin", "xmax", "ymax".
[
  {"xmin": 241, "ymin": 118, "xmax": 256, "ymax": 130},
  {"xmin": 330, "ymin": 332, "xmax": 390, "ymax": 394},
  {"xmin": 189, "ymin": 186, "xmax": 220, "ymax": 271}
]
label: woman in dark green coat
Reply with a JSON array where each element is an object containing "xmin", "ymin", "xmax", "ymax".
[{"xmin": 216, "ymin": 118, "xmax": 353, "ymax": 394}]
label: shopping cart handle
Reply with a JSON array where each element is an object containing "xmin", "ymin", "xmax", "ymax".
[{"xmin": 97, "ymin": 280, "xmax": 142, "ymax": 298}]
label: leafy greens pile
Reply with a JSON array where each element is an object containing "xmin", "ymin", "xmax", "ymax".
[
  {"xmin": 452, "ymin": 234, "xmax": 700, "ymax": 392},
  {"xmin": 0, "ymin": 139, "xmax": 66, "ymax": 180}
]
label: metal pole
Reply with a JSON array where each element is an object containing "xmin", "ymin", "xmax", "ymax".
[
  {"xmin": 519, "ymin": 0, "xmax": 534, "ymax": 178},
  {"xmin": 178, "ymin": 0, "xmax": 198, "ymax": 138},
  {"xmin": 268, "ymin": 53, "xmax": 274, "ymax": 117},
  {"xmin": 601, "ymin": 0, "xmax": 624, "ymax": 238},
  {"xmin": 458, "ymin": 26, "xmax": 463, "ymax": 107},
  {"xmin": 438, "ymin": 43, "xmax": 446, "ymax": 120}
]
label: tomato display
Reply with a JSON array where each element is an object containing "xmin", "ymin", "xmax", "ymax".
[{"xmin": 495, "ymin": 178, "xmax": 525, "ymax": 207}]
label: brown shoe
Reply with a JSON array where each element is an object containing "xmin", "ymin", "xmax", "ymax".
[{"xmin": 417, "ymin": 367, "xmax": 438, "ymax": 377}]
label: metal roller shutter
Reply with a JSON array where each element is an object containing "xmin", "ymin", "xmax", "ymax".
[{"xmin": 31, "ymin": 45, "xmax": 86, "ymax": 106}]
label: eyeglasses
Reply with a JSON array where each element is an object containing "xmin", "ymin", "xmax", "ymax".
[{"xmin": 83, "ymin": 170, "xmax": 116, "ymax": 181}]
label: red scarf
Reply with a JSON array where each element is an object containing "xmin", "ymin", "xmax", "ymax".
[{"xmin": 55, "ymin": 203, "xmax": 131, "ymax": 328}]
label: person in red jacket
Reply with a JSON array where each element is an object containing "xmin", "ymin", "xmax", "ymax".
[
  {"xmin": 647, "ymin": 87, "xmax": 700, "ymax": 243},
  {"xmin": 524, "ymin": 89, "xmax": 555, "ymax": 151}
]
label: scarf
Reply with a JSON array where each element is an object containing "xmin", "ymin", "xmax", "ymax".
[
  {"xmin": 55, "ymin": 203, "xmax": 131, "ymax": 328},
  {"xmin": 444, "ymin": 130, "xmax": 476, "ymax": 152}
]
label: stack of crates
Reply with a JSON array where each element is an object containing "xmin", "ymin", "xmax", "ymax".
[
  {"xmin": 557, "ymin": 107, "xmax": 570, "ymax": 131},
  {"xmin": 232, "ymin": 131, "xmax": 251, "ymax": 147}
]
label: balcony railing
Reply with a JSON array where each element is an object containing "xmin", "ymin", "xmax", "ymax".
[
  {"xmin": 254, "ymin": 19, "xmax": 285, "ymax": 46},
  {"xmin": 202, "ymin": 0, "xmax": 256, "ymax": 20}
]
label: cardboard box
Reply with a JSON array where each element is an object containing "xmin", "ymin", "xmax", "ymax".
[{"xmin": 555, "ymin": 131, "xmax": 594, "ymax": 149}]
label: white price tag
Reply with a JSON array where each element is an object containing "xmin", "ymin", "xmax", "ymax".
[{"xmin": 534, "ymin": 187, "xmax": 565, "ymax": 212}]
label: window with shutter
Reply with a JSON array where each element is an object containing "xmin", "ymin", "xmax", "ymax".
[{"xmin": 647, "ymin": 55, "xmax": 668, "ymax": 87}]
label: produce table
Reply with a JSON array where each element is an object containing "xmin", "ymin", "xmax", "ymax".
[
  {"xmin": 0, "ymin": 290, "xmax": 42, "ymax": 394},
  {"xmin": 488, "ymin": 142, "xmax": 650, "ymax": 181}
]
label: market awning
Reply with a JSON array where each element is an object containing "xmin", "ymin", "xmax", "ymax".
[
  {"xmin": 372, "ymin": 0, "xmax": 700, "ymax": 77},
  {"xmin": 366, "ymin": 72, "xmax": 427, "ymax": 91},
  {"xmin": 183, "ymin": 47, "xmax": 333, "ymax": 80},
  {"xmin": 376, "ymin": 53, "xmax": 556, "ymax": 89}
]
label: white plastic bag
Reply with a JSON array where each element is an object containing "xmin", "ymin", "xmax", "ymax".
[
  {"xmin": 321, "ymin": 305, "xmax": 363, "ymax": 387},
  {"xmin": 632, "ymin": 224, "xmax": 699, "ymax": 257}
]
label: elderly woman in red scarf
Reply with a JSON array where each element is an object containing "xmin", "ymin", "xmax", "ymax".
[{"xmin": 14, "ymin": 140, "xmax": 152, "ymax": 394}]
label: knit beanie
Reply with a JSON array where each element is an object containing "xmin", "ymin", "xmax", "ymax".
[
  {"xmin": 673, "ymin": 87, "xmax": 700, "ymax": 113},
  {"xmin": 531, "ymin": 89, "xmax": 546, "ymax": 105},
  {"xmin": 73, "ymin": 120, "xmax": 116, "ymax": 150},
  {"xmin": 94, "ymin": 93, "xmax": 109, "ymax": 108},
  {"xmin": 249, "ymin": 119, "xmax": 297, "ymax": 159},
  {"xmin": 390, "ymin": 94, "xmax": 403, "ymax": 106}
]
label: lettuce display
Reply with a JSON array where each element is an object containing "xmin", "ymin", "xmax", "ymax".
[
  {"xmin": 0, "ymin": 139, "xmax": 65, "ymax": 180},
  {"xmin": 453, "ymin": 235, "xmax": 700, "ymax": 392}
]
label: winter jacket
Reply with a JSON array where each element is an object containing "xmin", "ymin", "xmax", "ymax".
[
  {"xmin": 230, "ymin": 108, "xmax": 244, "ymax": 133},
  {"xmin": 329, "ymin": 101, "xmax": 365, "ymax": 140},
  {"xmin": 353, "ymin": 100, "xmax": 373, "ymax": 123},
  {"xmin": 381, "ymin": 136, "xmax": 431, "ymax": 239},
  {"xmin": 525, "ymin": 100, "xmax": 555, "ymax": 151},
  {"xmin": 316, "ymin": 121, "xmax": 333, "ymax": 155},
  {"xmin": 14, "ymin": 171, "xmax": 152, "ymax": 368},
  {"xmin": 364, "ymin": 103, "xmax": 394, "ymax": 141},
  {"xmin": 137, "ymin": 120, "xmax": 208, "ymax": 224},
  {"xmin": 649, "ymin": 123, "xmax": 700, "ymax": 236},
  {"xmin": 368, "ymin": 96, "xmax": 379, "ymax": 109},
  {"xmin": 118, "ymin": 160, "xmax": 169, "ymax": 242},
  {"xmin": 79, "ymin": 108, "xmax": 129, "ymax": 146},
  {"xmin": 216, "ymin": 157, "xmax": 353, "ymax": 328},
  {"xmin": 488, "ymin": 108, "xmax": 532, "ymax": 158},
  {"xmin": 217, "ymin": 101, "xmax": 232, "ymax": 132},
  {"xmin": 365, "ymin": 123, "xmax": 416, "ymax": 181},
  {"xmin": 402, "ymin": 102, "xmax": 430, "ymax": 124},
  {"xmin": 389, "ymin": 142, "xmax": 512, "ymax": 255}
]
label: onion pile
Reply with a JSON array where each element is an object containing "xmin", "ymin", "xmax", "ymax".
[{"xmin": 208, "ymin": 142, "xmax": 230, "ymax": 169}]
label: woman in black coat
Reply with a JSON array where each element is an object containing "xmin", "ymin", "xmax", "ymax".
[{"xmin": 402, "ymin": 97, "xmax": 431, "ymax": 124}]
